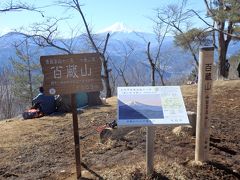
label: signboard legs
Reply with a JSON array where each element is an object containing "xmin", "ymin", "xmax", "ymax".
[
  {"xmin": 195, "ymin": 47, "xmax": 214, "ymax": 162},
  {"xmin": 146, "ymin": 126, "xmax": 155, "ymax": 175},
  {"xmin": 71, "ymin": 94, "xmax": 82, "ymax": 178}
]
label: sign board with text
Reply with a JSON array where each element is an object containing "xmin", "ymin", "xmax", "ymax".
[
  {"xmin": 40, "ymin": 53, "xmax": 103, "ymax": 95},
  {"xmin": 117, "ymin": 86, "xmax": 189, "ymax": 126}
]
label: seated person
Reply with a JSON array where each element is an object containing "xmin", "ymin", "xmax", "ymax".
[{"xmin": 32, "ymin": 87, "xmax": 56, "ymax": 115}]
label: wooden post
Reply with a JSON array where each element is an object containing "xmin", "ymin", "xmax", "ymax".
[
  {"xmin": 71, "ymin": 93, "xmax": 81, "ymax": 179},
  {"xmin": 195, "ymin": 47, "xmax": 214, "ymax": 162},
  {"xmin": 146, "ymin": 126, "xmax": 155, "ymax": 175}
]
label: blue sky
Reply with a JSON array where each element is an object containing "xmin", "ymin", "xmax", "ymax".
[{"xmin": 0, "ymin": 0, "xmax": 207, "ymax": 36}]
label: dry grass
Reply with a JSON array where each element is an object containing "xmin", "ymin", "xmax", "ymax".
[{"xmin": 0, "ymin": 80, "xmax": 240, "ymax": 179}]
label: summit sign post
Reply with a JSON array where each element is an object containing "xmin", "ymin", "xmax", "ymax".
[
  {"xmin": 195, "ymin": 47, "xmax": 214, "ymax": 162},
  {"xmin": 40, "ymin": 53, "xmax": 103, "ymax": 95},
  {"xmin": 40, "ymin": 53, "xmax": 103, "ymax": 179}
]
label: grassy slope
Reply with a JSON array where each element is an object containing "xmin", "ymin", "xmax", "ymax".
[{"xmin": 0, "ymin": 80, "xmax": 239, "ymax": 179}]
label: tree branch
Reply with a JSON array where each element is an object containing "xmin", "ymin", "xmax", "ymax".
[
  {"xmin": 0, "ymin": 1, "xmax": 44, "ymax": 17},
  {"xmin": 189, "ymin": 9, "xmax": 240, "ymax": 40}
]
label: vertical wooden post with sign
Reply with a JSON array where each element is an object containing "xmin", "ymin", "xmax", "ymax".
[
  {"xmin": 195, "ymin": 47, "xmax": 214, "ymax": 162},
  {"xmin": 40, "ymin": 53, "xmax": 103, "ymax": 179}
]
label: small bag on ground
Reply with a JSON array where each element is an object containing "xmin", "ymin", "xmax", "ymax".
[{"xmin": 22, "ymin": 109, "xmax": 43, "ymax": 119}]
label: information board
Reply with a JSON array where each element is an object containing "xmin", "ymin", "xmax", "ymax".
[
  {"xmin": 40, "ymin": 53, "xmax": 103, "ymax": 95},
  {"xmin": 117, "ymin": 86, "xmax": 189, "ymax": 126}
]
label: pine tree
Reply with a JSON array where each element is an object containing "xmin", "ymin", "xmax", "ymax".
[
  {"xmin": 10, "ymin": 40, "xmax": 42, "ymax": 106},
  {"xmin": 204, "ymin": 0, "xmax": 240, "ymax": 78}
]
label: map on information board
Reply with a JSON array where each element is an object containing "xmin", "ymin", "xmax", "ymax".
[{"xmin": 117, "ymin": 86, "xmax": 189, "ymax": 126}]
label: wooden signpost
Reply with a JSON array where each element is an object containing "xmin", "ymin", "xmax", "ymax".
[
  {"xmin": 195, "ymin": 47, "xmax": 214, "ymax": 162},
  {"xmin": 40, "ymin": 53, "xmax": 103, "ymax": 179}
]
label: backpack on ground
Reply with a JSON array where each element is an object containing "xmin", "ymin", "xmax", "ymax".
[{"xmin": 22, "ymin": 109, "xmax": 43, "ymax": 120}]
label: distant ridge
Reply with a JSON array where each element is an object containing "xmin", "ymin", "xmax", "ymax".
[{"xmin": 1, "ymin": 26, "xmax": 240, "ymax": 78}]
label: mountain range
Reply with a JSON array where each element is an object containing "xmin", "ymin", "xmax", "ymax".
[
  {"xmin": 1, "ymin": 22, "xmax": 240, "ymax": 79},
  {"xmin": 124, "ymin": 100, "xmax": 162, "ymax": 112}
]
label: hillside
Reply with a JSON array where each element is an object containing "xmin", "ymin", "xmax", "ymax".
[{"xmin": 0, "ymin": 80, "xmax": 240, "ymax": 179}]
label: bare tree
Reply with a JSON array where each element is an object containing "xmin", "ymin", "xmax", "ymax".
[
  {"xmin": 156, "ymin": 1, "xmax": 201, "ymax": 67},
  {"xmin": 110, "ymin": 41, "xmax": 135, "ymax": 86},
  {"xmin": 19, "ymin": 18, "xmax": 74, "ymax": 54},
  {"xmin": 58, "ymin": 0, "xmax": 112, "ymax": 97},
  {"xmin": 129, "ymin": 63, "xmax": 150, "ymax": 86},
  {"xmin": 155, "ymin": 53, "xmax": 172, "ymax": 86},
  {"xmin": 146, "ymin": 16, "xmax": 171, "ymax": 86}
]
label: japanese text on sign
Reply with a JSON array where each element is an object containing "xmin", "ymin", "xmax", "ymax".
[
  {"xmin": 117, "ymin": 86, "xmax": 189, "ymax": 127},
  {"xmin": 40, "ymin": 53, "xmax": 103, "ymax": 95}
]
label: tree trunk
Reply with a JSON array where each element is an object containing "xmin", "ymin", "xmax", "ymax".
[
  {"xmin": 218, "ymin": 28, "xmax": 226, "ymax": 78},
  {"xmin": 159, "ymin": 74, "xmax": 165, "ymax": 86},
  {"xmin": 102, "ymin": 55, "xmax": 112, "ymax": 98},
  {"xmin": 218, "ymin": 44, "xmax": 227, "ymax": 78},
  {"xmin": 151, "ymin": 67, "xmax": 155, "ymax": 86},
  {"xmin": 27, "ymin": 60, "xmax": 33, "ymax": 105},
  {"xmin": 147, "ymin": 42, "xmax": 156, "ymax": 86},
  {"xmin": 120, "ymin": 70, "xmax": 129, "ymax": 86},
  {"xmin": 217, "ymin": 20, "xmax": 232, "ymax": 79}
]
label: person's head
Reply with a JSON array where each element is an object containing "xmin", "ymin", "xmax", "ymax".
[{"xmin": 39, "ymin": 86, "xmax": 44, "ymax": 93}]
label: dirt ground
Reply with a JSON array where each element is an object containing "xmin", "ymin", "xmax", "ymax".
[{"xmin": 0, "ymin": 80, "xmax": 239, "ymax": 180}]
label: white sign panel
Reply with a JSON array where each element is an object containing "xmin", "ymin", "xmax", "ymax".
[{"xmin": 117, "ymin": 86, "xmax": 189, "ymax": 126}]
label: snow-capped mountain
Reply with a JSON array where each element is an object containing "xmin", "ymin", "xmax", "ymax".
[
  {"xmin": 97, "ymin": 22, "xmax": 135, "ymax": 33},
  {"xmin": 124, "ymin": 100, "xmax": 161, "ymax": 111},
  {"xmin": 126, "ymin": 100, "xmax": 146, "ymax": 106}
]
